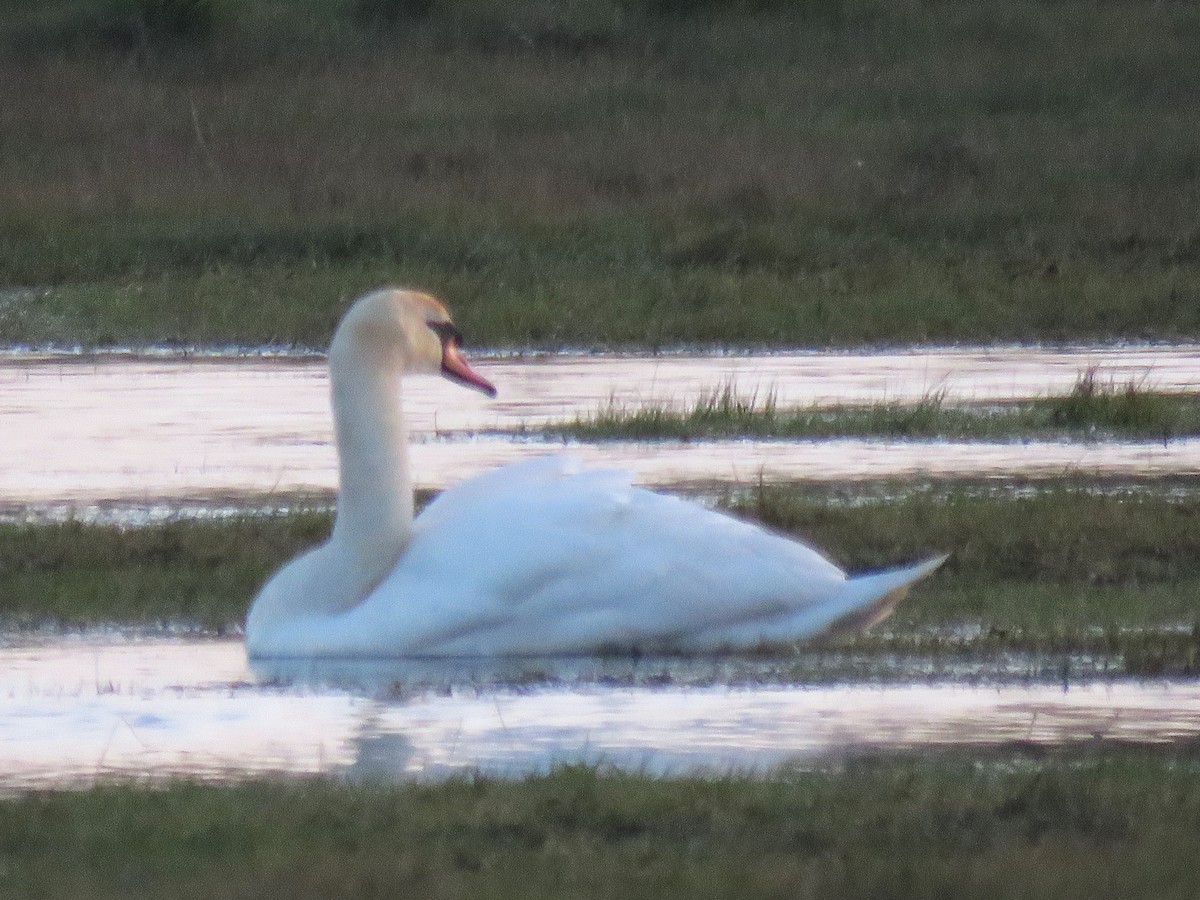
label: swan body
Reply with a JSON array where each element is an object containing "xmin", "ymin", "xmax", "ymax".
[{"xmin": 246, "ymin": 289, "xmax": 946, "ymax": 658}]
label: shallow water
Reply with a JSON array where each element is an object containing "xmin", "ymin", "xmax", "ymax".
[
  {"xmin": 5, "ymin": 349, "xmax": 1198, "ymax": 790},
  {"xmin": 3, "ymin": 635, "xmax": 1200, "ymax": 790},
  {"xmin": 2, "ymin": 346, "xmax": 1198, "ymax": 518}
]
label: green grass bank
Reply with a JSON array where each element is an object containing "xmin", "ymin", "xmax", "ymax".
[
  {"xmin": 2, "ymin": 1, "xmax": 1200, "ymax": 347},
  {"xmin": 5, "ymin": 752, "xmax": 1200, "ymax": 899},
  {"xmin": 4, "ymin": 486, "xmax": 1198, "ymax": 672}
]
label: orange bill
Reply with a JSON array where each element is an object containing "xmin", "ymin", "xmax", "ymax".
[{"xmin": 441, "ymin": 338, "xmax": 497, "ymax": 397}]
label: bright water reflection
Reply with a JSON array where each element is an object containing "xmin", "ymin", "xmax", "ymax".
[
  {"xmin": 2, "ymin": 347, "xmax": 1198, "ymax": 517},
  {"xmin": 5, "ymin": 636, "xmax": 1200, "ymax": 790}
]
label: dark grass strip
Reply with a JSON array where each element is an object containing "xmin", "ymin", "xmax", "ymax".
[
  {"xmin": 4, "ymin": 751, "xmax": 1200, "ymax": 899},
  {"xmin": 2, "ymin": 488, "xmax": 1197, "ymax": 660},
  {"xmin": 3, "ymin": 3, "xmax": 1200, "ymax": 346}
]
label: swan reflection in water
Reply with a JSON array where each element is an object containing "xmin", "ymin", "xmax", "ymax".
[
  {"xmin": 6, "ymin": 639, "xmax": 1200, "ymax": 788},
  {"xmin": 250, "ymin": 652, "xmax": 1200, "ymax": 781}
]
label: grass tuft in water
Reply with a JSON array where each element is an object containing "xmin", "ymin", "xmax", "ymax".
[
  {"xmin": 1048, "ymin": 368, "xmax": 1185, "ymax": 440},
  {"xmin": 552, "ymin": 378, "xmax": 1200, "ymax": 441}
]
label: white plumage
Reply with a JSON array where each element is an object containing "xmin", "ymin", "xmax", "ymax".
[{"xmin": 245, "ymin": 289, "xmax": 945, "ymax": 658}]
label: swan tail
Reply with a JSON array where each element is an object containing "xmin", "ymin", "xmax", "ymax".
[{"xmin": 824, "ymin": 553, "xmax": 950, "ymax": 635}]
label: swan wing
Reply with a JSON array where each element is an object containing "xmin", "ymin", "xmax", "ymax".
[{"xmin": 351, "ymin": 455, "xmax": 858, "ymax": 654}]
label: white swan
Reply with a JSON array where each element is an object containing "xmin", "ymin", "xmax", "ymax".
[{"xmin": 246, "ymin": 288, "xmax": 947, "ymax": 657}]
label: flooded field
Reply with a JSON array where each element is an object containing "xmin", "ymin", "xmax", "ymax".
[
  {"xmin": 2, "ymin": 345, "xmax": 1198, "ymax": 517},
  {"xmin": 2, "ymin": 346, "xmax": 1198, "ymax": 791},
  {"xmin": 4, "ymin": 634, "xmax": 1200, "ymax": 790}
]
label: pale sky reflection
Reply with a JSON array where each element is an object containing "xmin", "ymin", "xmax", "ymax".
[
  {"xmin": 4, "ymin": 637, "xmax": 1200, "ymax": 790},
  {"xmin": 2, "ymin": 348, "xmax": 1198, "ymax": 513}
]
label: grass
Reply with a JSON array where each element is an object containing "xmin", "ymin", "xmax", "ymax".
[
  {"xmin": 6, "ymin": 1, "xmax": 1196, "ymax": 862},
  {"xmin": 1045, "ymin": 367, "xmax": 1194, "ymax": 437},
  {"xmin": 734, "ymin": 483, "xmax": 1200, "ymax": 586},
  {"xmin": 5, "ymin": 751, "xmax": 1200, "ymax": 898},
  {"xmin": 0, "ymin": 512, "xmax": 330, "ymax": 631},
  {"xmin": 551, "ymin": 373, "xmax": 1200, "ymax": 442},
  {"xmin": 555, "ymin": 384, "xmax": 971, "ymax": 440},
  {"xmin": 3, "ymin": 485, "xmax": 1199, "ymax": 672},
  {"xmin": 2, "ymin": 1, "xmax": 1200, "ymax": 347}
]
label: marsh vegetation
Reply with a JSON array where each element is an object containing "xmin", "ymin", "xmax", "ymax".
[
  {"xmin": 2, "ymin": 1, "xmax": 1200, "ymax": 346},
  {"xmin": 552, "ymin": 372, "xmax": 1200, "ymax": 442},
  {"xmin": 3, "ymin": 5, "xmax": 1198, "ymax": 887},
  {"xmin": 5, "ymin": 751, "xmax": 1200, "ymax": 899},
  {"xmin": 4, "ymin": 484, "xmax": 1197, "ymax": 673}
]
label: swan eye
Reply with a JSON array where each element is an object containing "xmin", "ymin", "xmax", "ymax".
[{"xmin": 427, "ymin": 321, "xmax": 464, "ymax": 346}]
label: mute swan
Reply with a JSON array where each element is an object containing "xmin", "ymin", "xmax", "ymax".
[{"xmin": 245, "ymin": 288, "xmax": 946, "ymax": 657}]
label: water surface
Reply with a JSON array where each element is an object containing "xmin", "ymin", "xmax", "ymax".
[
  {"xmin": 3, "ymin": 347, "xmax": 1198, "ymax": 518},
  {"xmin": 4, "ymin": 635, "xmax": 1200, "ymax": 790}
]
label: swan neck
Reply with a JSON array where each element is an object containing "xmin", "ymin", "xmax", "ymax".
[{"xmin": 329, "ymin": 338, "xmax": 413, "ymax": 554}]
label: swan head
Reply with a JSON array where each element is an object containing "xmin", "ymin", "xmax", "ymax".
[{"xmin": 338, "ymin": 288, "xmax": 496, "ymax": 396}]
